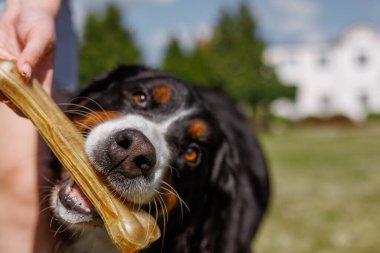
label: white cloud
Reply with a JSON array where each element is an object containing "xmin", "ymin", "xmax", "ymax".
[
  {"xmin": 152, "ymin": 0, "xmax": 176, "ymax": 4},
  {"xmin": 261, "ymin": 0, "xmax": 323, "ymax": 43},
  {"xmin": 70, "ymin": 0, "xmax": 176, "ymax": 35}
]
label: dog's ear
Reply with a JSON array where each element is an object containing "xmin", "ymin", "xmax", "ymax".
[
  {"xmin": 194, "ymin": 89, "xmax": 270, "ymax": 252},
  {"xmin": 204, "ymin": 135, "xmax": 269, "ymax": 253},
  {"xmin": 77, "ymin": 65, "xmax": 149, "ymax": 98}
]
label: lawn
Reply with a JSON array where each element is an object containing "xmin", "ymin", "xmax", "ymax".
[{"xmin": 254, "ymin": 122, "xmax": 380, "ymax": 253}]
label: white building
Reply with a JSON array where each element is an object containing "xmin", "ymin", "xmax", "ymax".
[{"xmin": 264, "ymin": 25, "xmax": 380, "ymax": 122}]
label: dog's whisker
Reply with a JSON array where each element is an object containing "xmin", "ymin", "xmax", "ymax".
[
  {"xmin": 161, "ymin": 186, "xmax": 183, "ymax": 220},
  {"xmin": 57, "ymin": 128, "xmax": 91, "ymax": 135},
  {"xmin": 57, "ymin": 131, "xmax": 91, "ymax": 141},
  {"xmin": 120, "ymin": 194, "xmax": 127, "ymax": 206},
  {"xmin": 74, "ymin": 122, "xmax": 94, "ymax": 133},
  {"xmin": 72, "ymin": 226, "xmax": 85, "ymax": 242},
  {"xmin": 154, "ymin": 192, "xmax": 165, "ymax": 219},
  {"xmin": 40, "ymin": 206, "xmax": 52, "ymax": 214},
  {"xmin": 68, "ymin": 228, "xmax": 79, "ymax": 240},
  {"xmin": 40, "ymin": 197, "xmax": 51, "ymax": 206},
  {"xmin": 40, "ymin": 194, "xmax": 53, "ymax": 204},
  {"xmin": 148, "ymin": 201, "xmax": 152, "ymax": 219},
  {"xmin": 162, "ymin": 181, "xmax": 190, "ymax": 212},
  {"xmin": 147, "ymin": 198, "xmax": 158, "ymax": 243},
  {"xmin": 157, "ymin": 192, "xmax": 169, "ymax": 222},
  {"xmin": 50, "ymin": 106, "xmax": 101, "ymax": 126},
  {"xmin": 138, "ymin": 196, "xmax": 142, "ymax": 210},
  {"xmin": 66, "ymin": 112, "xmax": 104, "ymax": 125},
  {"xmin": 156, "ymin": 195, "xmax": 167, "ymax": 253},
  {"xmin": 53, "ymin": 236, "xmax": 64, "ymax": 253},
  {"xmin": 70, "ymin": 96, "xmax": 109, "ymax": 117},
  {"xmin": 168, "ymin": 165, "xmax": 180, "ymax": 177},
  {"xmin": 54, "ymin": 223, "xmax": 64, "ymax": 237},
  {"xmin": 56, "ymin": 101, "xmax": 87, "ymax": 107},
  {"xmin": 161, "ymin": 185, "xmax": 188, "ymax": 223},
  {"xmin": 63, "ymin": 103, "xmax": 108, "ymax": 123},
  {"xmin": 153, "ymin": 199, "xmax": 159, "ymax": 224},
  {"xmin": 39, "ymin": 185, "xmax": 54, "ymax": 190},
  {"xmin": 73, "ymin": 121, "xmax": 97, "ymax": 131},
  {"xmin": 144, "ymin": 198, "xmax": 158, "ymax": 243},
  {"xmin": 56, "ymin": 102, "xmax": 81, "ymax": 108},
  {"xmin": 58, "ymin": 225, "xmax": 71, "ymax": 234},
  {"xmin": 41, "ymin": 175, "xmax": 56, "ymax": 185},
  {"xmin": 58, "ymin": 102, "xmax": 98, "ymax": 115},
  {"xmin": 49, "ymin": 215, "xmax": 56, "ymax": 230},
  {"xmin": 63, "ymin": 109, "xmax": 93, "ymax": 116},
  {"xmin": 147, "ymin": 200, "xmax": 159, "ymax": 243}
]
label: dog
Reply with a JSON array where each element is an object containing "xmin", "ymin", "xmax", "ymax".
[{"xmin": 49, "ymin": 65, "xmax": 270, "ymax": 253}]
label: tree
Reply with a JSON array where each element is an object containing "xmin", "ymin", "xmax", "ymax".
[
  {"xmin": 162, "ymin": 38, "xmax": 220, "ymax": 88},
  {"xmin": 79, "ymin": 5, "xmax": 142, "ymax": 85},
  {"xmin": 161, "ymin": 38, "xmax": 189, "ymax": 78},
  {"xmin": 161, "ymin": 2, "xmax": 295, "ymax": 112}
]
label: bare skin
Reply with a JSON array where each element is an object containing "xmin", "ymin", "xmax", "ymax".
[{"xmin": 0, "ymin": 1, "xmax": 61, "ymax": 252}]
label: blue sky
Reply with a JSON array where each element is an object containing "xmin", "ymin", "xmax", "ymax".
[
  {"xmin": 2, "ymin": 0, "xmax": 380, "ymax": 65},
  {"xmin": 73, "ymin": 0, "xmax": 379, "ymax": 66}
]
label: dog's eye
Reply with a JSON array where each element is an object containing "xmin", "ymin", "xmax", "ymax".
[
  {"xmin": 132, "ymin": 92, "xmax": 148, "ymax": 108},
  {"xmin": 184, "ymin": 145, "xmax": 201, "ymax": 164}
]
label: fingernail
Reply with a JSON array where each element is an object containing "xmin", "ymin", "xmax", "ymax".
[{"xmin": 21, "ymin": 63, "xmax": 32, "ymax": 79}]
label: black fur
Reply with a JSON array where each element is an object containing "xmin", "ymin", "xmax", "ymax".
[{"xmin": 55, "ymin": 65, "xmax": 270, "ymax": 253}]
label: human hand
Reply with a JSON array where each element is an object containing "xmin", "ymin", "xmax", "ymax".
[{"xmin": 0, "ymin": 4, "xmax": 57, "ymax": 96}]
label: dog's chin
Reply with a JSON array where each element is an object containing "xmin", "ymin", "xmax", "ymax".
[
  {"xmin": 52, "ymin": 177, "xmax": 100, "ymax": 226},
  {"xmin": 105, "ymin": 171, "xmax": 158, "ymax": 205}
]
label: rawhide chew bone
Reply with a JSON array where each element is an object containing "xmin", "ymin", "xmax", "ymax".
[{"xmin": 0, "ymin": 60, "xmax": 160, "ymax": 253}]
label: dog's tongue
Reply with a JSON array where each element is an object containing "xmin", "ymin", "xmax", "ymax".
[{"xmin": 71, "ymin": 182, "xmax": 94, "ymax": 209}]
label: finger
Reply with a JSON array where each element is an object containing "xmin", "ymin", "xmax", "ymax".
[{"xmin": 16, "ymin": 28, "xmax": 55, "ymax": 81}]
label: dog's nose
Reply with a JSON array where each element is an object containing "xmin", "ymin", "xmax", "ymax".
[{"xmin": 109, "ymin": 129, "xmax": 156, "ymax": 178}]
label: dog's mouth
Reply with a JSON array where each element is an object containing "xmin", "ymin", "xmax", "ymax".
[
  {"xmin": 53, "ymin": 117, "xmax": 174, "ymax": 225},
  {"xmin": 55, "ymin": 177, "xmax": 100, "ymax": 224},
  {"xmin": 53, "ymin": 174, "xmax": 177, "ymax": 227},
  {"xmin": 59, "ymin": 178, "xmax": 95, "ymax": 213}
]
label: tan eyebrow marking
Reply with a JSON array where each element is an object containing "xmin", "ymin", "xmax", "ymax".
[
  {"xmin": 151, "ymin": 85, "xmax": 172, "ymax": 104},
  {"xmin": 189, "ymin": 121, "xmax": 208, "ymax": 139},
  {"xmin": 74, "ymin": 111, "xmax": 121, "ymax": 132}
]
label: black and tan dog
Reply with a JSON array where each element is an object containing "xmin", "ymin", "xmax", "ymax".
[{"xmin": 50, "ymin": 65, "xmax": 270, "ymax": 253}]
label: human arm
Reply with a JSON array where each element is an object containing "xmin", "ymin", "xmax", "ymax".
[
  {"xmin": 0, "ymin": 1, "xmax": 62, "ymax": 252},
  {"xmin": 0, "ymin": 0, "xmax": 62, "ymax": 91}
]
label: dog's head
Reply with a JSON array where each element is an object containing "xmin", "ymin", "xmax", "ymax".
[
  {"xmin": 51, "ymin": 65, "xmax": 269, "ymax": 252},
  {"xmin": 51, "ymin": 65, "xmax": 222, "ymax": 225}
]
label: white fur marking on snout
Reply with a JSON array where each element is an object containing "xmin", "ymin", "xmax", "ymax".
[{"xmin": 85, "ymin": 110, "xmax": 193, "ymax": 203}]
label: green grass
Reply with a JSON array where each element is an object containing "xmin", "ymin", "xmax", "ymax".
[{"xmin": 254, "ymin": 123, "xmax": 380, "ymax": 253}]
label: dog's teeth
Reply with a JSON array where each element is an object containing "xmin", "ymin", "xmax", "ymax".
[{"xmin": 68, "ymin": 178, "xmax": 75, "ymax": 187}]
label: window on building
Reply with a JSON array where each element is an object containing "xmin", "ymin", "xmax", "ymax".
[
  {"xmin": 360, "ymin": 93, "xmax": 369, "ymax": 111},
  {"xmin": 356, "ymin": 53, "xmax": 369, "ymax": 67},
  {"xmin": 319, "ymin": 56, "xmax": 329, "ymax": 67},
  {"xmin": 321, "ymin": 95, "xmax": 331, "ymax": 115},
  {"xmin": 288, "ymin": 52, "xmax": 297, "ymax": 66},
  {"xmin": 317, "ymin": 51, "xmax": 329, "ymax": 68}
]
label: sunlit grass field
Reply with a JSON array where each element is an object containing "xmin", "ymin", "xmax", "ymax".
[{"xmin": 254, "ymin": 122, "xmax": 380, "ymax": 253}]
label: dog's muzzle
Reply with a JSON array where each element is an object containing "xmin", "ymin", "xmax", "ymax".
[{"xmin": 108, "ymin": 129, "xmax": 157, "ymax": 178}]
